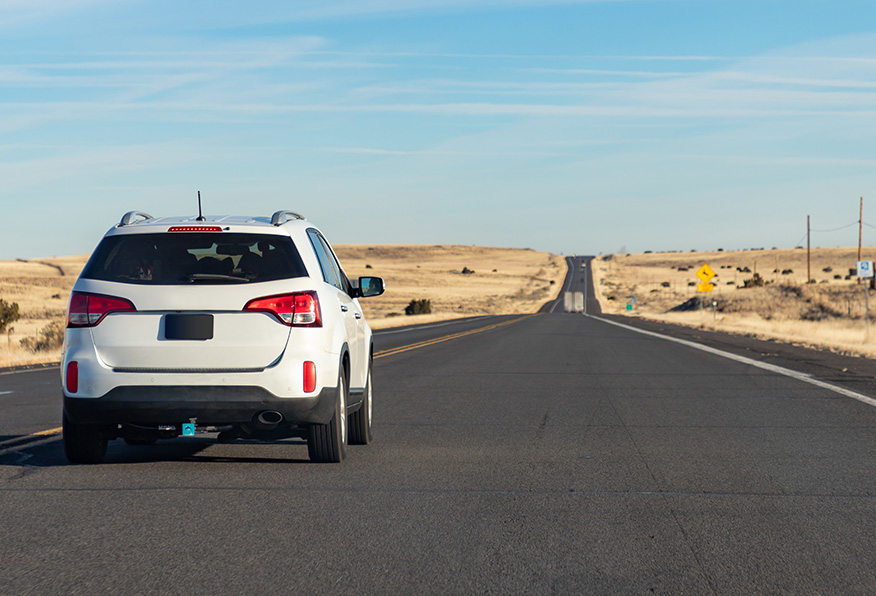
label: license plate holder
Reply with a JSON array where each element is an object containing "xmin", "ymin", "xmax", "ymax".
[{"xmin": 165, "ymin": 314, "xmax": 213, "ymax": 340}]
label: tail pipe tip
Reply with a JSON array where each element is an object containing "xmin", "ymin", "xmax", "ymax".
[{"xmin": 256, "ymin": 410, "xmax": 284, "ymax": 427}]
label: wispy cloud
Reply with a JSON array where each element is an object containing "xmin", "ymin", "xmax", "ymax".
[
  {"xmin": 311, "ymin": 145, "xmax": 583, "ymax": 157},
  {"xmin": 525, "ymin": 68, "xmax": 689, "ymax": 77},
  {"xmin": 269, "ymin": 0, "xmax": 633, "ymax": 21},
  {"xmin": 7, "ymin": 100, "xmax": 875, "ymax": 119},
  {"xmin": 0, "ymin": 143, "xmax": 199, "ymax": 191},
  {"xmin": 0, "ymin": 0, "xmax": 111, "ymax": 27}
]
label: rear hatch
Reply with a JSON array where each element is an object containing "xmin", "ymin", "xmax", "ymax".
[{"xmin": 76, "ymin": 230, "xmax": 310, "ymax": 371}]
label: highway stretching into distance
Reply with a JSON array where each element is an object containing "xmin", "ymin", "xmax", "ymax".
[{"xmin": 2, "ymin": 256, "xmax": 875, "ymax": 594}]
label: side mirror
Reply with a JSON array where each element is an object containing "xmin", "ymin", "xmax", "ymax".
[{"xmin": 355, "ymin": 276, "xmax": 385, "ymax": 298}]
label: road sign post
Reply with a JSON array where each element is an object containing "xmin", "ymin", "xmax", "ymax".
[
  {"xmin": 695, "ymin": 264, "xmax": 716, "ymax": 312},
  {"xmin": 858, "ymin": 261, "xmax": 873, "ymax": 333}
]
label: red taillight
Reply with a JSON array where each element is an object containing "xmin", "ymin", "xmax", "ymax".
[
  {"xmin": 168, "ymin": 226, "xmax": 223, "ymax": 232},
  {"xmin": 303, "ymin": 361, "xmax": 316, "ymax": 393},
  {"xmin": 243, "ymin": 292, "xmax": 322, "ymax": 327},
  {"xmin": 67, "ymin": 292, "xmax": 136, "ymax": 328},
  {"xmin": 66, "ymin": 361, "xmax": 78, "ymax": 393}
]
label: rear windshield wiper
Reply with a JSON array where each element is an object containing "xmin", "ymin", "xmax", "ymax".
[{"xmin": 187, "ymin": 274, "xmax": 250, "ymax": 284}]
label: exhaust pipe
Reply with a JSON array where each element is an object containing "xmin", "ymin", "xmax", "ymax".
[{"xmin": 255, "ymin": 410, "xmax": 284, "ymax": 430}]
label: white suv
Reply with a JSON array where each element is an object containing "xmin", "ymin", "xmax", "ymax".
[{"xmin": 61, "ymin": 210, "xmax": 384, "ymax": 464}]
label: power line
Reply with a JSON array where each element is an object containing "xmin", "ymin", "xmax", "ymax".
[{"xmin": 810, "ymin": 221, "xmax": 858, "ymax": 233}]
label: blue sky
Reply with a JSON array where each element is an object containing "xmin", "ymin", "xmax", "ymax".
[{"xmin": 1, "ymin": 0, "xmax": 875, "ymax": 259}]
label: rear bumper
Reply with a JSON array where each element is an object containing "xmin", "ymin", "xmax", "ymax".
[{"xmin": 64, "ymin": 384, "xmax": 337, "ymax": 426}]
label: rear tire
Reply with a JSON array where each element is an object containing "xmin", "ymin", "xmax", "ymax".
[
  {"xmin": 63, "ymin": 412, "xmax": 108, "ymax": 464},
  {"xmin": 307, "ymin": 369, "xmax": 348, "ymax": 463},
  {"xmin": 349, "ymin": 366, "xmax": 373, "ymax": 445}
]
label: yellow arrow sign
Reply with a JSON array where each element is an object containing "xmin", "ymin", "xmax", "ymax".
[{"xmin": 696, "ymin": 264, "xmax": 716, "ymax": 284}]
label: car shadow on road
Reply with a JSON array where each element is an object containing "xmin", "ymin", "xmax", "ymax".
[{"xmin": 1, "ymin": 437, "xmax": 313, "ymax": 467}]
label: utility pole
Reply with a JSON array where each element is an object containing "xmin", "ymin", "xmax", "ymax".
[{"xmin": 807, "ymin": 215, "xmax": 811, "ymax": 284}]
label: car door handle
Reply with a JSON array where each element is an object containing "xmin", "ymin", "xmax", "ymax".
[
  {"xmin": 354, "ymin": 312, "xmax": 362, "ymax": 319},
  {"xmin": 340, "ymin": 305, "xmax": 349, "ymax": 312}
]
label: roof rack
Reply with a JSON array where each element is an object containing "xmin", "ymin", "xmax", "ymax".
[
  {"xmin": 119, "ymin": 211, "xmax": 154, "ymax": 226},
  {"xmin": 271, "ymin": 211, "xmax": 306, "ymax": 226}
]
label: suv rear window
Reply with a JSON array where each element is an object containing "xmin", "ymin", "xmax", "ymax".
[{"xmin": 81, "ymin": 233, "xmax": 308, "ymax": 285}]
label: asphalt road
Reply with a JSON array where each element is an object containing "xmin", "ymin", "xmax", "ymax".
[{"xmin": 1, "ymin": 262, "xmax": 875, "ymax": 594}]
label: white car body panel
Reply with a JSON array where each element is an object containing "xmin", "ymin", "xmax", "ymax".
[{"xmin": 63, "ymin": 214, "xmax": 375, "ymax": 402}]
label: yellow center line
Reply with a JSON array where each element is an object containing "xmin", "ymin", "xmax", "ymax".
[
  {"xmin": 11, "ymin": 316, "xmax": 535, "ymax": 445},
  {"xmin": 374, "ymin": 314, "xmax": 537, "ymax": 359},
  {"xmin": 33, "ymin": 427, "xmax": 62, "ymax": 436},
  {"xmin": 0, "ymin": 426, "xmax": 62, "ymax": 450}
]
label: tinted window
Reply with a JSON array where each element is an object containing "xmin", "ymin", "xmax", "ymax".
[
  {"xmin": 317, "ymin": 234, "xmax": 352, "ymax": 295},
  {"xmin": 81, "ymin": 233, "xmax": 307, "ymax": 285},
  {"xmin": 307, "ymin": 229, "xmax": 342, "ymax": 290}
]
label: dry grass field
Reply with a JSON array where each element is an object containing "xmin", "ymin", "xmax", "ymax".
[
  {"xmin": 0, "ymin": 245, "xmax": 564, "ymax": 368},
  {"xmin": 334, "ymin": 245, "xmax": 565, "ymax": 328},
  {"xmin": 0, "ymin": 257, "xmax": 86, "ymax": 368},
  {"xmin": 591, "ymin": 246, "xmax": 876, "ymax": 357}
]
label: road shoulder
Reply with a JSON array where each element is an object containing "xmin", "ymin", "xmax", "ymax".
[{"xmin": 596, "ymin": 313, "xmax": 876, "ymax": 400}]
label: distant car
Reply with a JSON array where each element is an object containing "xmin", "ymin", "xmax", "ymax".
[{"xmin": 61, "ymin": 210, "xmax": 385, "ymax": 464}]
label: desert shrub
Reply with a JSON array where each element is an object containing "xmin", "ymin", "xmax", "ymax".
[
  {"xmin": 660, "ymin": 281, "xmax": 670, "ymax": 288},
  {"xmin": 20, "ymin": 320, "xmax": 65, "ymax": 352},
  {"xmin": 365, "ymin": 264, "xmax": 372, "ymax": 269},
  {"xmin": 404, "ymin": 299, "xmax": 432, "ymax": 315},
  {"xmin": 461, "ymin": 267, "xmax": 475, "ymax": 275},
  {"xmin": 822, "ymin": 267, "xmax": 832, "ymax": 273},
  {"xmin": 800, "ymin": 302, "xmax": 842, "ymax": 322},
  {"xmin": 742, "ymin": 273, "xmax": 765, "ymax": 288},
  {"xmin": 0, "ymin": 299, "xmax": 21, "ymax": 333},
  {"xmin": 777, "ymin": 284, "xmax": 803, "ymax": 297}
]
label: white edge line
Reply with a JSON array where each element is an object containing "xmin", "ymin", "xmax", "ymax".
[
  {"xmin": 590, "ymin": 315, "xmax": 876, "ymax": 409},
  {"xmin": 0, "ymin": 391, "xmax": 13, "ymax": 395}
]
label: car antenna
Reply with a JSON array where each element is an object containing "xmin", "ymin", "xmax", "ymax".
[{"xmin": 196, "ymin": 190, "xmax": 205, "ymax": 221}]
